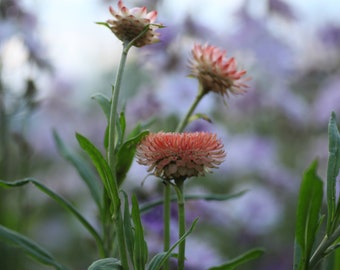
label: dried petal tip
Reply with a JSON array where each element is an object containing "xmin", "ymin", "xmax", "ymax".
[
  {"xmin": 136, "ymin": 132, "xmax": 226, "ymax": 181},
  {"xmin": 188, "ymin": 43, "xmax": 250, "ymax": 98},
  {"xmin": 106, "ymin": 0, "xmax": 162, "ymax": 47}
]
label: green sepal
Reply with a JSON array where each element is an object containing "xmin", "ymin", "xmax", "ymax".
[{"xmin": 95, "ymin": 22, "xmax": 111, "ymax": 30}]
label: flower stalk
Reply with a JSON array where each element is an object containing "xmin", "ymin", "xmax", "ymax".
[
  {"xmin": 176, "ymin": 84, "xmax": 205, "ymax": 133},
  {"xmin": 173, "ymin": 179, "xmax": 186, "ymax": 270},
  {"xmin": 159, "ymin": 85, "xmax": 206, "ymax": 269},
  {"xmin": 163, "ymin": 183, "xmax": 171, "ymax": 270},
  {"xmin": 107, "ymin": 42, "xmax": 129, "ymax": 171}
]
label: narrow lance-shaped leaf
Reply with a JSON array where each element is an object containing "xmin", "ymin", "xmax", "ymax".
[
  {"xmin": 117, "ymin": 111, "xmax": 126, "ymax": 147},
  {"xmin": 293, "ymin": 160, "xmax": 324, "ymax": 270},
  {"xmin": 0, "ymin": 225, "xmax": 68, "ymax": 270},
  {"xmin": 208, "ymin": 248, "xmax": 264, "ymax": 270},
  {"xmin": 131, "ymin": 195, "xmax": 148, "ymax": 270},
  {"xmin": 92, "ymin": 93, "xmax": 111, "ymax": 122},
  {"xmin": 0, "ymin": 178, "xmax": 105, "ymax": 257},
  {"xmin": 326, "ymin": 112, "xmax": 340, "ymax": 235},
  {"xmin": 140, "ymin": 190, "xmax": 247, "ymax": 214},
  {"xmin": 147, "ymin": 218, "xmax": 199, "ymax": 270},
  {"xmin": 122, "ymin": 191, "xmax": 134, "ymax": 262},
  {"xmin": 88, "ymin": 258, "xmax": 122, "ymax": 270},
  {"xmin": 116, "ymin": 130, "xmax": 149, "ymax": 186},
  {"xmin": 76, "ymin": 133, "xmax": 120, "ymax": 211},
  {"xmin": 53, "ymin": 131, "xmax": 102, "ymax": 212}
]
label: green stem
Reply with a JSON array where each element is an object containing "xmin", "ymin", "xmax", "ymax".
[
  {"xmin": 106, "ymin": 25, "xmax": 154, "ymax": 268},
  {"xmin": 107, "ymin": 24, "xmax": 152, "ymax": 172},
  {"xmin": 309, "ymin": 224, "xmax": 340, "ymax": 268},
  {"xmin": 163, "ymin": 183, "xmax": 171, "ymax": 270},
  {"xmin": 175, "ymin": 85, "xmax": 206, "ymax": 132},
  {"xmin": 163, "ymin": 83, "xmax": 205, "ymax": 270},
  {"xmin": 107, "ymin": 42, "xmax": 130, "ymax": 171},
  {"xmin": 174, "ymin": 180, "xmax": 186, "ymax": 270}
]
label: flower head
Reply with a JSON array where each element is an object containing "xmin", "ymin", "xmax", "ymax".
[
  {"xmin": 188, "ymin": 43, "xmax": 249, "ymax": 97},
  {"xmin": 136, "ymin": 132, "xmax": 226, "ymax": 181},
  {"xmin": 107, "ymin": 0, "xmax": 162, "ymax": 47}
]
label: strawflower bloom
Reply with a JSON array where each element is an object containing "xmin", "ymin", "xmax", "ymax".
[
  {"xmin": 136, "ymin": 132, "xmax": 226, "ymax": 181},
  {"xmin": 107, "ymin": 0, "xmax": 162, "ymax": 47},
  {"xmin": 189, "ymin": 43, "xmax": 249, "ymax": 97}
]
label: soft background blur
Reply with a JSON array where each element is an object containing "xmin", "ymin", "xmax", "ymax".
[{"xmin": 1, "ymin": 0, "xmax": 340, "ymax": 269}]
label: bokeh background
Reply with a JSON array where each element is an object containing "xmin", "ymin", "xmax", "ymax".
[{"xmin": 1, "ymin": 0, "xmax": 340, "ymax": 269}]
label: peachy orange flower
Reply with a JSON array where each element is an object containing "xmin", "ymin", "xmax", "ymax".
[
  {"xmin": 136, "ymin": 132, "xmax": 226, "ymax": 181},
  {"xmin": 107, "ymin": 0, "xmax": 162, "ymax": 47},
  {"xmin": 189, "ymin": 43, "xmax": 249, "ymax": 97}
]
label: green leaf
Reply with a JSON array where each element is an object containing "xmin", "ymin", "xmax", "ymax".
[
  {"xmin": 147, "ymin": 218, "xmax": 199, "ymax": 270},
  {"xmin": 0, "ymin": 178, "xmax": 105, "ymax": 257},
  {"xmin": 293, "ymin": 160, "xmax": 324, "ymax": 270},
  {"xmin": 0, "ymin": 225, "xmax": 68, "ymax": 270},
  {"xmin": 92, "ymin": 93, "xmax": 111, "ymax": 122},
  {"xmin": 88, "ymin": 258, "xmax": 122, "ymax": 270},
  {"xmin": 104, "ymin": 125, "xmax": 109, "ymax": 150},
  {"xmin": 119, "ymin": 111, "xmax": 126, "ymax": 141},
  {"xmin": 188, "ymin": 113, "xmax": 213, "ymax": 124},
  {"xmin": 115, "ymin": 111, "xmax": 126, "ymax": 151},
  {"xmin": 76, "ymin": 133, "xmax": 120, "ymax": 210},
  {"xmin": 326, "ymin": 112, "xmax": 340, "ymax": 234},
  {"xmin": 131, "ymin": 195, "xmax": 148, "ymax": 270},
  {"xmin": 140, "ymin": 190, "xmax": 247, "ymax": 214},
  {"xmin": 326, "ymin": 247, "xmax": 340, "ymax": 270},
  {"xmin": 116, "ymin": 130, "xmax": 149, "ymax": 186},
  {"xmin": 122, "ymin": 191, "xmax": 134, "ymax": 262},
  {"xmin": 53, "ymin": 131, "xmax": 102, "ymax": 212},
  {"xmin": 208, "ymin": 248, "xmax": 264, "ymax": 270}
]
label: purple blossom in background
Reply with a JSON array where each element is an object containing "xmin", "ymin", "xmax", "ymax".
[
  {"xmin": 313, "ymin": 75, "xmax": 340, "ymax": 124},
  {"xmin": 222, "ymin": 134, "xmax": 296, "ymax": 190},
  {"xmin": 184, "ymin": 237, "xmax": 222, "ymax": 270},
  {"xmin": 224, "ymin": 186, "xmax": 283, "ymax": 235},
  {"xmin": 230, "ymin": 5, "xmax": 295, "ymax": 77},
  {"xmin": 126, "ymin": 91, "xmax": 161, "ymax": 124},
  {"xmin": 319, "ymin": 23, "xmax": 340, "ymax": 48},
  {"xmin": 268, "ymin": 0, "xmax": 298, "ymax": 21},
  {"xmin": 141, "ymin": 203, "xmax": 178, "ymax": 258}
]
